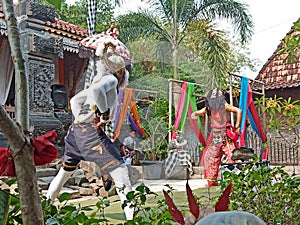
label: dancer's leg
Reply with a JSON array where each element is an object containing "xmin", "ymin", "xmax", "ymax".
[
  {"xmin": 204, "ymin": 143, "xmax": 223, "ymax": 186},
  {"xmin": 109, "ymin": 164, "xmax": 134, "ymax": 220},
  {"xmin": 46, "ymin": 167, "xmax": 74, "ymax": 202},
  {"xmin": 222, "ymin": 141, "xmax": 236, "ymax": 164}
]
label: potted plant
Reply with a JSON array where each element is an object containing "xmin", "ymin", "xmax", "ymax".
[{"xmin": 137, "ymin": 99, "xmax": 170, "ymax": 179}]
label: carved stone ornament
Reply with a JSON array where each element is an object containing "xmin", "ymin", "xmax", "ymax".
[
  {"xmin": 28, "ymin": 59, "xmax": 55, "ymax": 112},
  {"xmin": 32, "ymin": 34, "xmax": 63, "ymax": 58},
  {"xmin": 63, "ymin": 37, "xmax": 80, "ymax": 54},
  {"xmin": 25, "ymin": 1, "xmax": 55, "ymax": 23}
]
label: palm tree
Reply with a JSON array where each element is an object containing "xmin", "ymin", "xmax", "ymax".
[
  {"xmin": 116, "ymin": 0, "xmax": 253, "ymax": 84},
  {"xmin": 181, "ymin": 19, "xmax": 233, "ymax": 89}
]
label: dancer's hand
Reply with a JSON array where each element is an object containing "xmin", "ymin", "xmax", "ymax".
[
  {"xmin": 93, "ymin": 116, "xmax": 102, "ymax": 128},
  {"xmin": 95, "ymin": 108, "xmax": 110, "ymax": 121},
  {"xmin": 101, "ymin": 110, "xmax": 110, "ymax": 121},
  {"xmin": 235, "ymin": 127, "xmax": 241, "ymax": 136},
  {"xmin": 191, "ymin": 112, "xmax": 198, "ymax": 120}
]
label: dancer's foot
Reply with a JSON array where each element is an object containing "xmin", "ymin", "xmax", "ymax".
[
  {"xmin": 207, "ymin": 180, "xmax": 218, "ymax": 187},
  {"xmin": 102, "ymin": 175, "xmax": 113, "ymax": 191}
]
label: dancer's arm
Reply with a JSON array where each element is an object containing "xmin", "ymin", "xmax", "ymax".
[
  {"xmin": 70, "ymin": 89, "xmax": 88, "ymax": 122},
  {"xmin": 225, "ymin": 103, "xmax": 242, "ymax": 135},
  {"xmin": 191, "ymin": 107, "xmax": 206, "ymax": 120}
]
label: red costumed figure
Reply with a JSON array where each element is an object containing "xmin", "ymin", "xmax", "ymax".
[{"xmin": 191, "ymin": 88, "xmax": 242, "ymax": 186}]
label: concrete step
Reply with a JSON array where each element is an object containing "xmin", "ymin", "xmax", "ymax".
[{"xmin": 36, "ymin": 168, "xmax": 58, "ymax": 178}]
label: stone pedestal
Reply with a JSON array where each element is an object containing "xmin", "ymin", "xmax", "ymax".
[{"xmin": 141, "ymin": 160, "xmax": 165, "ymax": 180}]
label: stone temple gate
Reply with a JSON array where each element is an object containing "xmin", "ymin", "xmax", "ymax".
[{"xmin": 0, "ymin": 1, "xmax": 89, "ymax": 148}]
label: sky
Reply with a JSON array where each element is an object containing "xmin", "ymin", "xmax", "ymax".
[
  {"xmin": 241, "ymin": 0, "xmax": 299, "ymax": 78},
  {"xmin": 66, "ymin": 0, "xmax": 300, "ymax": 79},
  {"xmin": 114, "ymin": 0, "xmax": 300, "ymax": 79}
]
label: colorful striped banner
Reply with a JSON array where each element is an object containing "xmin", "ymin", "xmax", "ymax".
[{"xmin": 239, "ymin": 77, "xmax": 268, "ymax": 160}]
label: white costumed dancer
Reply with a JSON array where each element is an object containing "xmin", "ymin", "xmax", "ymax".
[{"xmin": 47, "ymin": 41, "xmax": 134, "ymax": 220}]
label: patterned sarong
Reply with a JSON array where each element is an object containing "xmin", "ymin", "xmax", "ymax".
[{"xmin": 165, "ymin": 150, "xmax": 193, "ymax": 179}]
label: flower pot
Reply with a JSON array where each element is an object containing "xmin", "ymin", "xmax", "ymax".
[{"xmin": 141, "ymin": 160, "xmax": 165, "ymax": 180}]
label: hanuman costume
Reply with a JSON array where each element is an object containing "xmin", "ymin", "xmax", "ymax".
[{"xmin": 47, "ymin": 46, "xmax": 134, "ymax": 220}]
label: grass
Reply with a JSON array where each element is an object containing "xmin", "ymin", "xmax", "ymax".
[{"xmin": 66, "ymin": 185, "xmax": 220, "ymax": 224}]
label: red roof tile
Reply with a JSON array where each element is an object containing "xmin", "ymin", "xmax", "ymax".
[
  {"xmin": 1, "ymin": 3, "xmax": 89, "ymax": 41},
  {"xmin": 45, "ymin": 18, "xmax": 89, "ymax": 40}
]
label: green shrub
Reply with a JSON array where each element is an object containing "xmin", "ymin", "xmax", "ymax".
[
  {"xmin": 123, "ymin": 183, "xmax": 174, "ymax": 225},
  {"xmin": 220, "ymin": 163, "xmax": 300, "ymax": 225},
  {"xmin": 43, "ymin": 193, "xmax": 111, "ymax": 225},
  {"xmin": 4, "ymin": 178, "xmax": 111, "ymax": 225}
]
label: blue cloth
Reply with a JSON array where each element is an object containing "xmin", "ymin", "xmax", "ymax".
[{"xmin": 239, "ymin": 76, "xmax": 249, "ymax": 132}]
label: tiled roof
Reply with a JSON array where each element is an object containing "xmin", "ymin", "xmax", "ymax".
[
  {"xmin": 45, "ymin": 18, "xmax": 89, "ymax": 40},
  {"xmin": 1, "ymin": 3, "xmax": 89, "ymax": 41},
  {"xmin": 256, "ymin": 20, "xmax": 300, "ymax": 90}
]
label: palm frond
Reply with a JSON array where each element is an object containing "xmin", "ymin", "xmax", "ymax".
[
  {"xmin": 195, "ymin": 0, "xmax": 254, "ymax": 44},
  {"xmin": 116, "ymin": 11, "xmax": 173, "ymax": 43},
  {"xmin": 183, "ymin": 20, "xmax": 231, "ymax": 87}
]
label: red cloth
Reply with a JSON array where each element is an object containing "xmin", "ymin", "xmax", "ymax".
[
  {"xmin": 32, "ymin": 130, "xmax": 59, "ymax": 166},
  {"xmin": 226, "ymin": 123, "xmax": 239, "ymax": 148},
  {"xmin": 202, "ymin": 123, "xmax": 239, "ymax": 180},
  {"xmin": 0, "ymin": 147, "xmax": 15, "ymax": 176},
  {"xmin": 0, "ymin": 130, "xmax": 58, "ymax": 177}
]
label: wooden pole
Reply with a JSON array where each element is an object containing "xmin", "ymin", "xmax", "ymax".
[
  {"xmin": 168, "ymin": 80, "xmax": 173, "ymax": 142},
  {"xmin": 229, "ymin": 74, "xmax": 234, "ymax": 126}
]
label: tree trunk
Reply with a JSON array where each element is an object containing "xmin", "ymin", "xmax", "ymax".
[
  {"xmin": 172, "ymin": 43, "xmax": 179, "ymax": 80},
  {"xmin": 0, "ymin": 0, "xmax": 44, "ymax": 224},
  {"xmin": 172, "ymin": 0, "xmax": 179, "ymax": 80},
  {"xmin": 0, "ymin": 108, "xmax": 44, "ymax": 224},
  {"xmin": 2, "ymin": 0, "xmax": 29, "ymax": 129}
]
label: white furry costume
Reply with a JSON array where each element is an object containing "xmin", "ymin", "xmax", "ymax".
[{"xmin": 47, "ymin": 43, "xmax": 134, "ymax": 220}]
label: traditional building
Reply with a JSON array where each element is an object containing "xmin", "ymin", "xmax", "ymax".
[
  {"xmin": 255, "ymin": 18, "xmax": 300, "ymax": 101},
  {"xmin": 0, "ymin": 1, "xmax": 89, "ymax": 146},
  {"xmin": 253, "ymin": 19, "xmax": 300, "ymax": 166}
]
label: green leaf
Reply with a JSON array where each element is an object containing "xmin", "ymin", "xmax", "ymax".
[
  {"xmin": 46, "ymin": 217, "xmax": 60, "ymax": 225},
  {"xmin": 81, "ymin": 206, "xmax": 93, "ymax": 211},
  {"xmin": 61, "ymin": 205, "xmax": 76, "ymax": 211},
  {"xmin": 6, "ymin": 178, "xmax": 17, "ymax": 186},
  {"xmin": 46, "ymin": 0, "xmax": 62, "ymax": 9},
  {"xmin": 126, "ymin": 191, "xmax": 135, "ymax": 201},
  {"xmin": 102, "ymin": 199, "xmax": 110, "ymax": 207},
  {"xmin": 71, "ymin": 210, "xmax": 78, "ymax": 218},
  {"xmin": 58, "ymin": 192, "xmax": 71, "ymax": 202},
  {"xmin": 0, "ymin": 190, "xmax": 10, "ymax": 225},
  {"xmin": 140, "ymin": 194, "xmax": 147, "ymax": 203}
]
